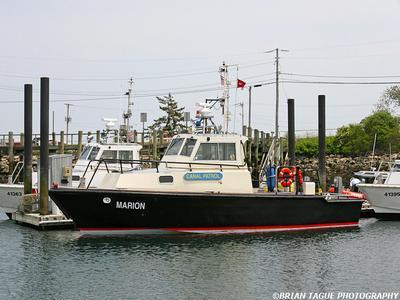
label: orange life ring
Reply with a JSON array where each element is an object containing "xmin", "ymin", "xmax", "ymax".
[{"xmin": 278, "ymin": 167, "xmax": 293, "ymax": 187}]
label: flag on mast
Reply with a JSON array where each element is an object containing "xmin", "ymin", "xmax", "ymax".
[{"xmin": 237, "ymin": 79, "xmax": 246, "ymax": 89}]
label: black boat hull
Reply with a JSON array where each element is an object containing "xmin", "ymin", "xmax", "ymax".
[{"xmin": 49, "ymin": 189, "xmax": 363, "ymax": 234}]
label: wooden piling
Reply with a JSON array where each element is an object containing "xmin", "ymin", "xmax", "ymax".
[
  {"xmin": 20, "ymin": 133, "xmax": 24, "ymax": 147},
  {"xmin": 152, "ymin": 130, "xmax": 158, "ymax": 160},
  {"xmin": 8, "ymin": 131, "xmax": 14, "ymax": 176},
  {"xmin": 260, "ymin": 131, "xmax": 265, "ymax": 153},
  {"xmin": 287, "ymin": 98, "xmax": 295, "ymax": 165},
  {"xmin": 39, "ymin": 77, "xmax": 49, "ymax": 215},
  {"xmin": 96, "ymin": 130, "xmax": 100, "ymax": 143},
  {"xmin": 318, "ymin": 95, "xmax": 327, "ymax": 192},
  {"xmin": 247, "ymin": 126, "xmax": 252, "ymax": 167},
  {"xmin": 24, "ymin": 84, "xmax": 33, "ymax": 195},
  {"xmin": 77, "ymin": 131, "xmax": 83, "ymax": 158},
  {"xmin": 59, "ymin": 131, "xmax": 65, "ymax": 154},
  {"xmin": 254, "ymin": 129, "xmax": 259, "ymax": 167}
]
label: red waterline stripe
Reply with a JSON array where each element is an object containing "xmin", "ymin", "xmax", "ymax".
[{"xmin": 79, "ymin": 222, "xmax": 359, "ymax": 232}]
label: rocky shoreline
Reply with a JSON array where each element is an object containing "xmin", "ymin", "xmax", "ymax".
[{"xmin": 1, "ymin": 154, "xmax": 398, "ymax": 185}]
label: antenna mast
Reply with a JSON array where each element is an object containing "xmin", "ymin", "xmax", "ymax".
[
  {"xmin": 219, "ymin": 62, "xmax": 230, "ymax": 133},
  {"xmin": 123, "ymin": 77, "xmax": 134, "ymax": 137}
]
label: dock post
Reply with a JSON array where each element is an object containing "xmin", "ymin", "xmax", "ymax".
[
  {"xmin": 318, "ymin": 95, "xmax": 327, "ymax": 192},
  {"xmin": 39, "ymin": 77, "xmax": 49, "ymax": 215},
  {"xmin": 24, "ymin": 84, "xmax": 33, "ymax": 195},
  {"xmin": 242, "ymin": 125, "xmax": 247, "ymax": 136},
  {"xmin": 260, "ymin": 131, "xmax": 265, "ymax": 153},
  {"xmin": 152, "ymin": 130, "xmax": 158, "ymax": 160},
  {"xmin": 52, "ymin": 132, "xmax": 56, "ymax": 146},
  {"xmin": 254, "ymin": 129, "xmax": 259, "ymax": 167},
  {"xmin": 20, "ymin": 133, "xmax": 24, "ymax": 147},
  {"xmin": 247, "ymin": 126, "xmax": 252, "ymax": 167},
  {"xmin": 287, "ymin": 98, "xmax": 295, "ymax": 166},
  {"xmin": 96, "ymin": 130, "xmax": 100, "ymax": 143},
  {"xmin": 8, "ymin": 131, "xmax": 14, "ymax": 180},
  {"xmin": 59, "ymin": 131, "xmax": 65, "ymax": 154},
  {"xmin": 77, "ymin": 131, "xmax": 83, "ymax": 158}
]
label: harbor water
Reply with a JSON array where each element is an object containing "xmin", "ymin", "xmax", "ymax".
[{"xmin": 0, "ymin": 215, "xmax": 399, "ymax": 299}]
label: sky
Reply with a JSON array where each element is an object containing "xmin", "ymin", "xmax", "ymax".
[{"xmin": 1, "ymin": 0, "xmax": 400, "ymax": 137}]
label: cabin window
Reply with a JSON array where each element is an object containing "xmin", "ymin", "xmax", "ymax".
[
  {"xmin": 194, "ymin": 143, "xmax": 218, "ymax": 160},
  {"xmin": 219, "ymin": 143, "xmax": 236, "ymax": 160},
  {"xmin": 165, "ymin": 138, "xmax": 184, "ymax": 156},
  {"xmin": 180, "ymin": 138, "xmax": 197, "ymax": 156},
  {"xmin": 79, "ymin": 146, "xmax": 92, "ymax": 160},
  {"xmin": 194, "ymin": 143, "xmax": 236, "ymax": 161},
  {"xmin": 88, "ymin": 146, "xmax": 100, "ymax": 160},
  {"xmin": 119, "ymin": 150, "xmax": 133, "ymax": 160},
  {"xmin": 101, "ymin": 150, "xmax": 118, "ymax": 160}
]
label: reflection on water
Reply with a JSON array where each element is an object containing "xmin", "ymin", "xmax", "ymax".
[{"xmin": 0, "ymin": 216, "xmax": 399, "ymax": 299}]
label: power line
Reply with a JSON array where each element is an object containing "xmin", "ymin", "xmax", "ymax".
[
  {"xmin": 282, "ymin": 72, "xmax": 400, "ymax": 79},
  {"xmin": 280, "ymin": 79, "xmax": 400, "ymax": 85}
]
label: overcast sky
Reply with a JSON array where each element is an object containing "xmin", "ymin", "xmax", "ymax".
[{"xmin": 1, "ymin": 0, "xmax": 400, "ymax": 137}]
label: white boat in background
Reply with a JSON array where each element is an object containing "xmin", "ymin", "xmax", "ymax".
[
  {"xmin": 358, "ymin": 160, "xmax": 400, "ymax": 219},
  {"xmin": 0, "ymin": 129, "xmax": 142, "ymax": 219},
  {"xmin": 71, "ymin": 141, "xmax": 142, "ymax": 188}
]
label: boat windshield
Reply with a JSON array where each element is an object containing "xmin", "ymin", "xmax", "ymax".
[
  {"xmin": 88, "ymin": 146, "xmax": 100, "ymax": 160},
  {"xmin": 165, "ymin": 138, "xmax": 184, "ymax": 156},
  {"xmin": 79, "ymin": 146, "xmax": 92, "ymax": 160},
  {"xmin": 180, "ymin": 138, "xmax": 197, "ymax": 156}
]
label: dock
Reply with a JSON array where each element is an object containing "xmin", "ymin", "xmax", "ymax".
[{"xmin": 13, "ymin": 211, "xmax": 75, "ymax": 230}]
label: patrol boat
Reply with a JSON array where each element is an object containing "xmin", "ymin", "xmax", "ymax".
[{"xmin": 49, "ymin": 105, "xmax": 363, "ymax": 235}]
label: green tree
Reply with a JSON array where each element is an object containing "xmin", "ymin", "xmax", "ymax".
[
  {"xmin": 376, "ymin": 85, "xmax": 400, "ymax": 112},
  {"xmin": 332, "ymin": 110, "xmax": 400, "ymax": 155},
  {"xmin": 333, "ymin": 124, "xmax": 370, "ymax": 155},
  {"xmin": 361, "ymin": 110, "xmax": 400, "ymax": 152},
  {"xmin": 149, "ymin": 94, "xmax": 186, "ymax": 136}
]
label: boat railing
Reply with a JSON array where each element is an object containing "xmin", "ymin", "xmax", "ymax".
[
  {"xmin": 374, "ymin": 160, "xmax": 400, "ymax": 183},
  {"xmin": 8, "ymin": 161, "xmax": 24, "ymax": 184},
  {"xmin": 82, "ymin": 158, "xmax": 247, "ymax": 189}
]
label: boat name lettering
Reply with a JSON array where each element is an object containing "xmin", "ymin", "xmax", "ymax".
[
  {"xmin": 116, "ymin": 201, "xmax": 146, "ymax": 210},
  {"xmin": 7, "ymin": 191, "xmax": 22, "ymax": 197},
  {"xmin": 184, "ymin": 172, "xmax": 223, "ymax": 181},
  {"xmin": 384, "ymin": 192, "xmax": 400, "ymax": 197}
]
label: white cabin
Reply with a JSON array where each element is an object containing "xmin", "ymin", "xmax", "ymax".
[
  {"xmin": 94, "ymin": 134, "xmax": 253, "ymax": 193},
  {"xmin": 73, "ymin": 142, "xmax": 142, "ymax": 187}
]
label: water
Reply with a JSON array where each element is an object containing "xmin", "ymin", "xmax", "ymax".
[{"xmin": 0, "ymin": 215, "xmax": 399, "ymax": 300}]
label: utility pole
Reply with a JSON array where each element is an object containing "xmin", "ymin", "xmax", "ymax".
[
  {"xmin": 64, "ymin": 103, "xmax": 72, "ymax": 145},
  {"xmin": 265, "ymin": 48, "xmax": 288, "ymax": 162}
]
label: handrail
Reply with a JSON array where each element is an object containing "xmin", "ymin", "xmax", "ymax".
[
  {"xmin": 10, "ymin": 161, "xmax": 24, "ymax": 184},
  {"xmin": 83, "ymin": 158, "xmax": 247, "ymax": 189}
]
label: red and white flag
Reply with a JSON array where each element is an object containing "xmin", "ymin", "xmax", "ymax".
[{"xmin": 237, "ymin": 79, "xmax": 246, "ymax": 89}]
